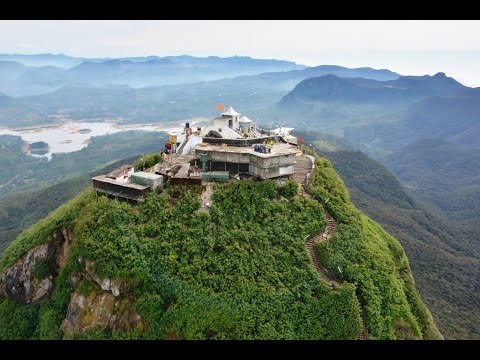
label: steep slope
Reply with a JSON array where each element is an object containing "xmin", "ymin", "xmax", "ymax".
[
  {"xmin": 277, "ymin": 75, "xmax": 480, "ymax": 316},
  {"xmin": 303, "ymin": 139, "xmax": 479, "ymax": 339},
  {"xmin": 347, "ymin": 96, "xmax": 480, "ymax": 154},
  {"xmin": 384, "ymin": 139, "xmax": 480, "ymax": 228},
  {"xmin": 0, "ymin": 155, "xmax": 141, "ymax": 256},
  {"xmin": 0, "ymin": 153, "xmax": 440, "ymax": 340}
]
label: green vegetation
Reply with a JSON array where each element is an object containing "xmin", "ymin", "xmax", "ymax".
[
  {"xmin": 277, "ymin": 179, "xmax": 299, "ymax": 198},
  {"xmin": 312, "ymin": 146, "xmax": 480, "ymax": 340},
  {"xmin": 0, "ymin": 131, "xmax": 167, "ymax": 196},
  {"xmin": 0, "ymin": 189, "xmax": 94, "ymax": 273},
  {"xmin": 0, "ymin": 298, "xmax": 39, "ymax": 340},
  {"xmin": 76, "ymin": 280, "xmax": 98, "ymax": 297},
  {"xmin": 304, "ymin": 148, "xmax": 442, "ymax": 340},
  {"xmin": 0, "ymin": 131, "xmax": 167, "ymax": 256},
  {"xmin": 0, "ymin": 177, "xmax": 365, "ymax": 339},
  {"xmin": 133, "ymin": 152, "xmax": 163, "ymax": 171},
  {"xmin": 32, "ymin": 258, "xmax": 50, "ymax": 280},
  {"xmin": 385, "ymin": 139, "xmax": 480, "ymax": 228},
  {"xmin": 36, "ymin": 266, "xmax": 74, "ymax": 339},
  {"xmin": 0, "ymin": 151, "xmax": 440, "ymax": 339}
]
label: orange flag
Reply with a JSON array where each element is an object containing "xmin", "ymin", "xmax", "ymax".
[{"xmin": 216, "ymin": 104, "xmax": 225, "ymax": 111}]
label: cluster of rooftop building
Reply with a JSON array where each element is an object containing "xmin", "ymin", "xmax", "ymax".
[{"xmin": 92, "ymin": 106, "xmax": 315, "ymax": 202}]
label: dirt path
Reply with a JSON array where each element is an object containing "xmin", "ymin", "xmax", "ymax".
[
  {"xmin": 303, "ymin": 188, "xmax": 368, "ymax": 340},
  {"xmin": 305, "ymin": 210, "xmax": 341, "ymax": 288},
  {"xmin": 200, "ymin": 182, "xmax": 213, "ymax": 211}
]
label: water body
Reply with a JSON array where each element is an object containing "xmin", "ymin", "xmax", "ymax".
[{"xmin": 0, "ymin": 119, "xmax": 207, "ymax": 160}]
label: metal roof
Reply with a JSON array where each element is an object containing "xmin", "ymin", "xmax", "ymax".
[
  {"xmin": 131, "ymin": 171, "xmax": 163, "ymax": 180},
  {"xmin": 239, "ymin": 116, "xmax": 253, "ymax": 123},
  {"xmin": 222, "ymin": 106, "xmax": 241, "ymax": 116}
]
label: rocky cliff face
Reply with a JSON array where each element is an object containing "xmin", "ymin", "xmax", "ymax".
[
  {"xmin": 60, "ymin": 257, "xmax": 144, "ymax": 339},
  {"xmin": 61, "ymin": 290, "xmax": 144, "ymax": 339},
  {"xmin": 1, "ymin": 227, "xmax": 72, "ymax": 304},
  {"xmin": 3, "ymin": 243, "xmax": 53, "ymax": 303},
  {"xmin": 0, "ymin": 227, "xmax": 143, "ymax": 338},
  {"xmin": 81, "ymin": 258, "xmax": 131, "ymax": 297}
]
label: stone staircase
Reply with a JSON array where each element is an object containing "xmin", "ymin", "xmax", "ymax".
[
  {"xmin": 356, "ymin": 318, "xmax": 369, "ymax": 340},
  {"xmin": 249, "ymin": 128, "xmax": 262, "ymax": 138},
  {"xmin": 305, "ymin": 210, "xmax": 339, "ymax": 288},
  {"xmin": 304, "ymin": 201, "xmax": 368, "ymax": 340},
  {"xmin": 293, "ymin": 155, "xmax": 313, "ymax": 185}
]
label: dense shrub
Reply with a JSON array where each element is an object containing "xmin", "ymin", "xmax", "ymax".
[
  {"xmin": 0, "ymin": 151, "xmax": 440, "ymax": 339},
  {"xmin": 305, "ymin": 147, "xmax": 442, "ymax": 339},
  {"xmin": 32, "ymin": 258, "xmax": 50, "ymax": 280},
  {"xmin": 278, "ymin": 179, "xmax": 299, "ymax": 198},
  {"xmin": 0, "ymin": 298, "xmax": 39, "ymax": 339},
  {"xmin": 133, "ymin": 152, "xmax": 163, "ymax": 171}
]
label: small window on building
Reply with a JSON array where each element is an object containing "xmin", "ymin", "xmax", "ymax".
[{"xmin": 218, "ymin": 128, "xmax": 222, "ymax": 132}]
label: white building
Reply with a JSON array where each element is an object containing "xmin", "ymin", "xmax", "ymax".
[
  {"xmin": 213, "ymin": 106, "xmax": 241, "ymax": 129},
  {"xmin": 238, "ymin": 115, "xmax": 253, "ymax": 134}
]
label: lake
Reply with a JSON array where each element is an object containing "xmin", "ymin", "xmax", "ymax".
[{"xmin": 0, "ymin": 119, "xmax": 207, "ymax": 159}]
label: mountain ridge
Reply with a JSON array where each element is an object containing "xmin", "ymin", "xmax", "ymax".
[{"xmin": 279, "ymin": 72, "xmax": 479, "ymax": 107}]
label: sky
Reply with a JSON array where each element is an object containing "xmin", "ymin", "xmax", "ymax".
[{"xmin": 1, "ymin": 20, "xmax": 480, "ymax": 86}]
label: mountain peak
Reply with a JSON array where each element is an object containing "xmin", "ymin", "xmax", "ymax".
[{"xmin": 0, "ymin": 148, "xmax": 441, "ymax": 340}]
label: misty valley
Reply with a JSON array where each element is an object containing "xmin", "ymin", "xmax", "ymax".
[{"xmin": 0, "ymin": 52, "xmax": 479, "ymax": 340}]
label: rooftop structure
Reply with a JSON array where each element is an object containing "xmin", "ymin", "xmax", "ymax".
[
  {"xmin": 106, "ymin": 164, "xmax": 134, "ymax": 183},
  {"xmin": 131, "ymin": 171, "xmax": 164, "ymax": 191},
  {"xmin": 92, "ymin": 163, "xmax": 163, "ymax": 202},
  {"xmin": 92, "ymin": 175, "xmax": 150, "ymax": 202},
  {"xmin": 194, "ymin": 142, "xmax": 299, "ymax": 156},
  {"xmin": 91, "ymin": 105, "xmax": 314, "ymax": 203},
  {"xmin": 222, "ymin": 106, "xmax": 241, "ymax": 116},
  {"xmin": 194, "ymin": 142, "xmax": 301, "ymax": 180},
  {"xmin": 155, "ymin": 106, "xmax": 311, "ymax": 183}
]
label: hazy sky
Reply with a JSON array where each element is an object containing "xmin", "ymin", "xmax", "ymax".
[{"xmin": 1, "ymin": 20, "xmax": 480, "ymax": 86}]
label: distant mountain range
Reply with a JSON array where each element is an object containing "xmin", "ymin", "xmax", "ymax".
[
  {"xmin": 276, "ymin": 71, "xmax": 480, "ymax": 282},
  {"xmin": 280, "ymin": 72, "xmax": 478, "ymax": 107},
  {"xmin": 0, "ymin": 54, "xmax": 305, "ymax": 96},
  {"xmin": 276, "ymin": 72, "xmax": 480, "ymax": 151},
  {"xmin": 0, "ymin": 61, "xmax": 401, "ymax": 127},
  {"xmin": 0, "ymin": 53, "xmax": 304, "ymax": 69},
  {"xmin": 0, "ymin": 53, "xmax": 401, "ymax": 98},
  {"xmin": 0, "ymin": 54, "xmax": 87, "ymax": 68}
]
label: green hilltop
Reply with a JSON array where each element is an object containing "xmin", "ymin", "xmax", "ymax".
[{"xmin": 0, "ymin": 151, "xmax": 441, "ymax": 340}]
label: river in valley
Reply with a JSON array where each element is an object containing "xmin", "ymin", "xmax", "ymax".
[{"xmin": 0, "ymin": 119, "xmax": 207, "ymax": 160}]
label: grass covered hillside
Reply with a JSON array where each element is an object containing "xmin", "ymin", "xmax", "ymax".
[{"xmin": 0, "ymin": 152, "xmax": 441, "ymax": 339}]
